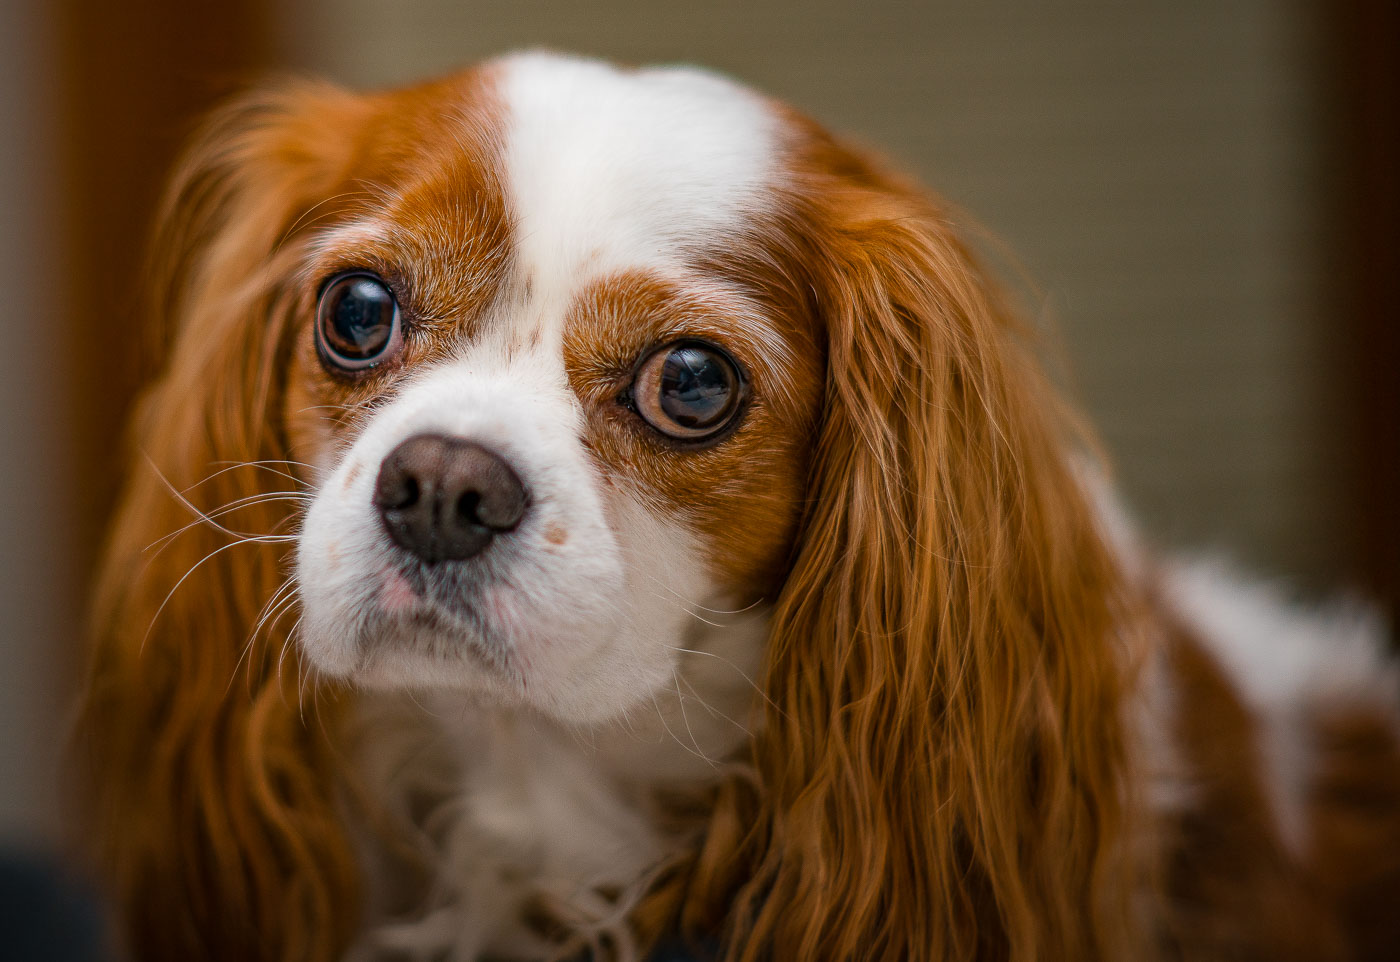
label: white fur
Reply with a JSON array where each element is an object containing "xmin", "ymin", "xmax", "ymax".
[
  {"xmin": 297, "ymin": 345, "xmax": 696, "ymax": 722},
  {"xmin": 1080, "ymin": 468, "xmax": 1198, "ymax": 825},
  {"xmin": 1162, "ymin": 557, "xmax": 1398, "ymax": 854},
  {"xmin": 348, "ymin": 605, "xmax": 766, "ymax": 961},
  {"xmin": 1087, "ymin": 470, "xmax": 1399, "ymax": 856},
  {"xmin": 499, "ymin": 51, "xmax": 777, "ymax": 297},
  {"xmin": 293, "ymin": 53, "xmax": 783, "ymax": 960}
]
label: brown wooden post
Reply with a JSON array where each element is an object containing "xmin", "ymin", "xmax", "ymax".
[
  {"xmin": 1324, "ymin": 0, "xmax": 1400, "ymax": 624},
  {"xmin": 57, "ymin": 0, "xmax": 271, "ymax": 570}
]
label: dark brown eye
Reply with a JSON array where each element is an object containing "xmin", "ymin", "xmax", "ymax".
[
  {"xmin": 316, "ymin": 272, "xmax": 402, "ymax": 372},
  {"xmin": 631, "ymin": 340, "xmax": 746, "ymax": 442}
]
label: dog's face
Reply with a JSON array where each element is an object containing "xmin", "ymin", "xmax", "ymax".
[{"xmin": 290, "ymin": 54, "xmax": 823, "ymax": 722}]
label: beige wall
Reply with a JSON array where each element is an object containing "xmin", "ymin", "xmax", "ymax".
[{"xmin": 279, "ymin": 0, "xmax": 1343, "ymax": 583}]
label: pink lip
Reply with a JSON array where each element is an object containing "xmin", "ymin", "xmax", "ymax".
[{"xmin": 378, "ymin": 568, "xmax": 420, "ymax": 615}]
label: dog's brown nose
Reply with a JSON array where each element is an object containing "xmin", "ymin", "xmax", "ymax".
[{"xmin": 374, "ymin": 434, "xmax": 527, "ymax": 564}]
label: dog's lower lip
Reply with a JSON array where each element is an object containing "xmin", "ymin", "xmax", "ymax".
[
  {"xmin": 357, "ymin": 590, "xmax": 515, "ymax": 683},
  {"xmin": 373, "ymin": 565, "xmax": 487, "ymax": 637},
  {"xmin": 379, "ymin": 567, "xmax": 420, "ymax": 615},
  {"xmin": 377, "ymin": 567, "xmax": 476, "ymax": 635}
]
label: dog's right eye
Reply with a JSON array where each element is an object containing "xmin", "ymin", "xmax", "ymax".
[{"xmin": 316, "ymin": 272, "xmax": 403, "ymax": 374}]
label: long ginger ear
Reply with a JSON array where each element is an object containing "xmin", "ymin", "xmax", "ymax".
[
  {"xmin": 75, "ymin": 82, "xmax": 371, "ymax": 962},
  {"xmin": 686, "ymin": 171, "xmax": 1145, "ymax": 961}
]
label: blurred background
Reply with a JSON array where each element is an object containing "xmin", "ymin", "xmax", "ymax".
[{"xmin": 1, "ymin": 0, "xmax": 1395, "ymax": 870}]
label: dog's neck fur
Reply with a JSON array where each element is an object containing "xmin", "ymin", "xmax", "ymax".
[{"xmin": 347, "ymin": 608, "xmax": 769, "ymax": 961}]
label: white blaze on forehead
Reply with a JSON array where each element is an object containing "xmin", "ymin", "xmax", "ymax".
[{"xmin": 497, "ymin": 51, "xmax": 778, "ymax": 300}]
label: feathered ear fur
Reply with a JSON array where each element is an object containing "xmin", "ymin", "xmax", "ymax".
[
  {"xmin": 76, "ymin": 82, "xmax": 370, "ymax": 962},
  {"xmin": 677, "ymin": 163, "xmax": 1146, "ymax": 961}
]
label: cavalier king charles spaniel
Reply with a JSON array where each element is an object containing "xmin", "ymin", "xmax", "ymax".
[{"xmin": 77, "ymin": 51, "xmax": 1400, "ymax": 962}]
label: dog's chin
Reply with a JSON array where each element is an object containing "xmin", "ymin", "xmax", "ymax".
[
  {"xmin": 355, "ymin": 604, "xmax": 524, "ymax": 691},
  {"xmin": 296, "ymin": 592, "xmax": 676, "ymax": 726}
]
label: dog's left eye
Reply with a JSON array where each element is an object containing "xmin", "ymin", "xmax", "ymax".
[
  {"xmin": 316, "ymin": 272, "xmax": 403, "ymax": 373},
  {"xmin": 630, "ymin": 340, "xmax": 747, "ymax": 442}
]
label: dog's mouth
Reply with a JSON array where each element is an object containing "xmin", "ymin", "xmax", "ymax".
[
  {"xmin": 387, "ymin": 556, "xmax": 507, "ymax": 625},
  {"xmin": 347, "ymin": 559, "xmax": 524, "ymax": 682}
]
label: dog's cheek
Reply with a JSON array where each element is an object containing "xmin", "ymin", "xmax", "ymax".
[{"xmin": 292, "ymin": 468, "xmax": 381, "ymax": 676}]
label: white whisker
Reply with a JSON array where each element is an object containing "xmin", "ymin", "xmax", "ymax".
[
  {"xmin": 146, "ymin": 492, "xmax": 306, "ymax": 554},
  {"xmin": 671, "ymin": 668, "xmax": 718, "ymax": 767},
  {"xmin": 141, "ymin": 537, "xmax": 273, "ymax": 656},
  {"xmin": 225, "ymin": 575, "xmax": 299, "ymax": 695},
  {"xmin": 142, "ymin": 452, "xmax": 299, "ymax": 547}
]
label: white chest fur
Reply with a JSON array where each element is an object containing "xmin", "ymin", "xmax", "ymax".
[{"xmin": 348, "ymin": 608, "xmax": 768, "ymax": 962}]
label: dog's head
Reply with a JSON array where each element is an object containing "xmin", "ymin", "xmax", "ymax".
[
  {"xmin": 81, "ymin": 52, "xmax": 1135, "ymax": 962},
  {"xmin": 288, "ymin": 55, "xmax": 821, "ymax": 721}
]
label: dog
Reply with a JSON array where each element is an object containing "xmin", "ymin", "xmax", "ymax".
[{"xmin": 76, "ymin": 51, "xmax": 1400, "ymax": 961}]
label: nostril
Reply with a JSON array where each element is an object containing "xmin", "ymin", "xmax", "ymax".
[
  {"xmin": 455, "ymin": 490, "xmax": 482, "ymax": 524},
  {"xmin": 391, "ymin": 476, "xmax": 419, "ymax": 510},
  {"xmin": 374, "ymin": 464, "xmax": 420, "ymax": 512}
]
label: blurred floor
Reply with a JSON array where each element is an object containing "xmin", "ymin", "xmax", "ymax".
[{"xmin": 0, "ymin": 849, "xmax": 108, "ymax": 962}]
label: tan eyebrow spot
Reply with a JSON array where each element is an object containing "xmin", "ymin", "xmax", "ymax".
[
  {"xmin": 562, "ymin": 267, "xmax": 798, "ymax": 406},
  {"xmin": 543, "ymin": 523, "xmax": 569, "ymax": 546},
  {"xmin": 560, "ymin": 264, "xmax": 823, "ymax": 599}
]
